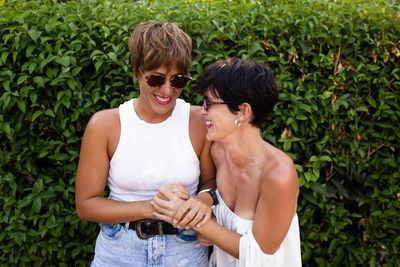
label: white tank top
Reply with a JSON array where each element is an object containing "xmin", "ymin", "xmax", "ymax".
[{"xmin": 108, "ymin": 98, "xmax": 200, "ymax": 202}]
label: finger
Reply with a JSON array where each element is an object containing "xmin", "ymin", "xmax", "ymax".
[
  {"xmin": 158, "ymin": 186, "xmax": 177, "ymax": 200},
  {"xmin": 177, "ymin": 209, "xmax": 197, "ymax": 229},
  {"xmin": 170, "ymin": 185, "xmax": 190, "ymax": 199},
  {"xmin": 152, "ymin": 211, "xmax": 173, "ymax": 224},
  {"xmin": 198, "ymin": 240, "xmax": 211, "ymax": 247},
  {"xmin": 196, "ymin": 209, "xmax": 212, "ymax": 228},
  {"xmin": 157, "ymin": 192, "xmax": 168, "ymax": 201},
  {"xmin": 186, "ymin": 210, "xmax": 208, "ymax": 229},
  {"xmin": 173, "ymin": 201, "xmax": 192, "ymax": 224},
  {"xmin": 151, "ymin": 198, "xmax": 175, "ymax": 217},
  {"xmin": 197, "ymin": 233, "xmax": 212, "ymax": 246},
  {"xmin": 152, "ymin": 196, "xmax": 173, "ymax": 209},
  {"xmin": 198, "ymin": 238, "xmax": 212, "ymax": 247},
  {"xmin": 150, "ymin": 198, "xmax": 166, "ymax": 213},
  {"xmin": 177, "ymin": 191, "xmax": 190, "ymax": 200}
]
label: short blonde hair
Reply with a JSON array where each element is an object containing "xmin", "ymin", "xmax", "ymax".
[{"xmin": 129, "ymin": 21, "xmax": 192, "ymax": 75}]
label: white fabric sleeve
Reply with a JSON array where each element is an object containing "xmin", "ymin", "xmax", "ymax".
[
  {"xmin": 238, "ymin": 230, "xmax": 284, "ymax": 267},
  {"xmin": 239, "ymin": 214, "xmax": 302, "ymax": 267}
]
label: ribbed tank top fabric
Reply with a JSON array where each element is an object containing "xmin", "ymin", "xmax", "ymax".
[
  {"xmin": 107, "ymin": 98, "xmax": 200, "ymax": 202},
  {"xmin": 210, "ymin": 190, "xmax": 302, "ymax": 267}
]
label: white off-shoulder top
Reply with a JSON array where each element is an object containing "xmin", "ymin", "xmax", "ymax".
[{"xmin": 209, "ymin": 190, "xmax": 302, "ymax": 267}]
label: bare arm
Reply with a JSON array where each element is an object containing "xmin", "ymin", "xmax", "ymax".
[
  {"xmin": 194, "ymin": 161, "xmax": 299, "ymax": 257},
  {"xmin": 75, "ymin": 109, "xmax": 156, "ymax": 223}
]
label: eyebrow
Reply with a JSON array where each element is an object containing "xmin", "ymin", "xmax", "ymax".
[
  {"xmin": 205, "ymin": 93, "xmax": 221, "ymax": 102},
  {"xmin": 151, "ymin": 71, "xmax": 184, "ymax": 76}
]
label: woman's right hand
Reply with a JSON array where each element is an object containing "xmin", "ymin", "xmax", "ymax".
[
  {"xmin": 197, "ymin": 233, "xmax": 212, "ymax": 247},
  {"xmin": 156, "ymin": 181, "xmax": 190, "ymax": 201},
  {"xmin": 151, "ymin": 183, "xmax": 188, "ymax": 224},
  {"xmin": 152, "ymin": 185, "xmax": 212, "ymax": 229}
]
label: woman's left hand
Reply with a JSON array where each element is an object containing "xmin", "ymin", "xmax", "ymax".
[
  {"xmin": 172, "ymin": 196, "xmax": 212, "ymax": 229},
  {"xmin": 152, "ymin": 186, "xmax": 212, "ymax": 229}
]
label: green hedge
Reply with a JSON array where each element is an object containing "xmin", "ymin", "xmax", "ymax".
[{"xmin": 1, "ymin": 0, "xmax": 399, "ymax": 266}]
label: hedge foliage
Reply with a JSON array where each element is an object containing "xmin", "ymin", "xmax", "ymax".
[{"xmin": 1, "ymin": 0, "xmax": 399, "ymax": 266}]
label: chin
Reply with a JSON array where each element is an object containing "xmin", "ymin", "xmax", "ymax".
[
  {"xmin": 153, "ymin": 102, "xmax": 174, "ymax": 113},
  {"xmin": 206, "ymin": 132, "xmax": 216, "ymax": 141}
]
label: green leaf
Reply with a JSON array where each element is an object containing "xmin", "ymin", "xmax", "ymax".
[
  {"xmin": 17, "ymin": 75, "xmax": 29, "ymax": 85},
  {"xmin": 90, "ymin": 50, "xmax": 104, "ymax": 58},
  {"xmin": 17, "ymin": 101, "xmax": 26, "ymax": 113},
  {"xmin": 38, "ymin": 150, "xmax": 49, "ymax": 158},
  {"xmin": 56, "ymin": 56, "xmax": 71, "ymax": 67},
  {"xmin": 28, "ymin": 29, "xmax": 41, "ymax": 42},
  {"xmin": 33, "ymin": 76, "xmax": 45, "ymax": 88},
  {"xmin": 71, "ymin": 67, "xmax": 83, "ymax": 76},
  {"xmin": 108, "ymin": 52, "xmax": 117, "ymax": 62},
  {"xmin": 367, "ymin": 97, "xmax": 377, "ymax": 108},
  {"xmin": 311, "ymin": 183, "xmax": 328, "ymax": 196},
  {"xmin": 32, "ymin": 111, "xmax": 43, "ymax": 121},
  {"xmin": 1, "ymin": 51, "xmax": 9, "ymax": 64},
  {"xmin": 249, "ymin": 42, "xmax": 262, "ymax": 56},
  {"xmin": 32, "ymin": 198, "xmax": 42, "ymax": 213},
  {"xmin": 45, "ymin": 109, "xmax": 55, "ymax": 117},
  {"xmin": 28, "ymin": 63, "xmax": 37, "ymax": 74}
]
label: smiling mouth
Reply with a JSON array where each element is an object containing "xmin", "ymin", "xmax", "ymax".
[
  {"xmin": 154, "ymin": 95, "xmax": 171, "ymax": 105},
  {"xmin": 205, "ymin": 120, "xmax": 212, "ymax": 129}
]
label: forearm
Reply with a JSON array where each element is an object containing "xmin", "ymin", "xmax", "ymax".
[
  {"xmin": 194, "ymin": 218, "xmax": 242, "ymax": 258},
  {"xmin": 196, "ymin": 179, "xmax": 217, "ymax": 208},
  {"xmin": 198, "ymin": 178, "xmax": 216, "ymax": 191},
  {"xmin": 76, "ymin": 197, "xmax": 156, "ymax": 223}
]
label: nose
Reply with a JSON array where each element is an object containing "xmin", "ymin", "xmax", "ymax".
[
  {"xmin": 200, "ymin": 103, "xmax": 207, "ymax": 115},
  {"xmin": 160, "ymin": 78, "xmax": 173, "ymax": 95}
]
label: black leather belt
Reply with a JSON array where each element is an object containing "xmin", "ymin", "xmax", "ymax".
[{"xmin": 120, "ymin": 219, "xmax": 178, "ymax": 239}]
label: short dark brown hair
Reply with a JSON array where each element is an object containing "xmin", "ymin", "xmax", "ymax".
[
  {"xmin": 129, "ymin": 21, "xmax": 192, "ymax": 75},
  {"xmin": 195, "ymin": 58, "xmax": 279, "ymax": 128}
]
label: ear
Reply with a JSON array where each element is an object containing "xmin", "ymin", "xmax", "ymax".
[{"xmin": 238, "ymin": 103, "xmax": 253, "ymax": 122}]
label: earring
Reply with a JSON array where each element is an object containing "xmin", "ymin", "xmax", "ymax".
[{"xmin": 234, "ymin": 119, "xmax": 241, "ymax": 128}]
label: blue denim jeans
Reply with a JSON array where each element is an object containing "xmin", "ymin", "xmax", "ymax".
[{"xmin": 91, "ymin": 223, "xmax": 209, "ymax": 267}]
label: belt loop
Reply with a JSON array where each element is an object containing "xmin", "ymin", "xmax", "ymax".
[{"xmin": 158, "ymin": 221, "xmax": 163, "ymax": 235}]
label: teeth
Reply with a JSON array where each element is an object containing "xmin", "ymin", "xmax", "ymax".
[
  {"xmin": 206, "ymin": 121, "xmax": 212, "ymax": 125},
  {"xmin": 155, "ymin": 95, "xmax": 170, "ymax": 102}
]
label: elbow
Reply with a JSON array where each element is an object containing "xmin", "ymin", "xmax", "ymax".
[
  {"xmin": 75, "ymin": 201, "xmax": 88, "ymax": 221},
  {"xmin": 260, "ymin": 242, "xmax": 281, "ymax": 255},
  {"xmin": 75, "ymin": 204, "xmax": 84, "ymax": 220}
]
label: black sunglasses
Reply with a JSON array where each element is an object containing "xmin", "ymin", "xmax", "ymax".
[
  {"xmin": 202, "ymin": 98, "xmax": 233, "ymax": 111},
  {"xmin": 139, "ymin": 68, "xmax": 192, "ymax": 89}
]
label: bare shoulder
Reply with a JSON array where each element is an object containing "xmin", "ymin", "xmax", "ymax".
[
  {"xmin": 83, "ymin": 108, "xmax": 120, "ymax": 142},
  {"xmin": 87, "ymin": 108, "xmax": 119, "ymax": 129},
  {"xmin": 81, "ymin": 108, "xmax": 120, "ymax": 159},
  {"xmin": 260, "ymin": 146, "xmax": 299, "ymax": 194},
  {"xmin": 83, "ymin": 108, "xmax": 120, "ymax": 143},
  {"xmin": 190, "ymin": 105, "xmax": 205, "ymax": 127}
]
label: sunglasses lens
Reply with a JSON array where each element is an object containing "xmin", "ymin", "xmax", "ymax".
[
  {"xmin": 146, "ymin": 75, "xmax": 166, "ymax": 87},
  {"xmin": 171, "ymin": 76, "xmax": 190, "ymax": 89}
]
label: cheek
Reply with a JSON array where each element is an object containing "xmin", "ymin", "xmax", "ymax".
[{"xmin": 173, "ymin": 89, "xmax": 183, "ymax": 97}]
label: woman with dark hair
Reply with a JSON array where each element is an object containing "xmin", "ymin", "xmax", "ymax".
[
  {"xmin": 152, "ymin": 58, "xmax": 302, "ymax": 266},
  {"xmin": 75, "ymin": 21, "xmax": 216, "ymax": 266}
]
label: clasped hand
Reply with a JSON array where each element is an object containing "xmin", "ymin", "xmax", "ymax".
[{"xmin": 151, "ymin": 183, "xmax": 212, "ymax": 230}]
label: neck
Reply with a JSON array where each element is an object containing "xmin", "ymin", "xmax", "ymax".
[
  {"xmin": 221, "ymin": 125, "xmax": 265, "ymax": 168},
  {"xmin": 134, "ymin": 97, "xmax": 174, "ymax": 123}
]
